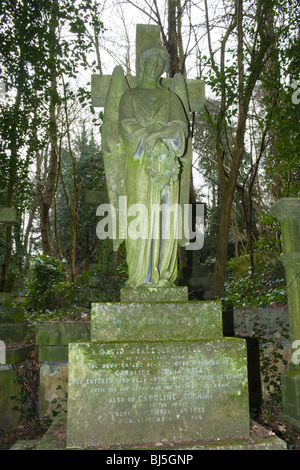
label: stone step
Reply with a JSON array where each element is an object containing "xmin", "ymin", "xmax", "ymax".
[
  {"xmin": 91, "ymin": 301, "xmax": 223, "ymax": 341},
  {"xmin": 121, "ymin": 286, "xmax": 188, "ymax": 302},
  {"xmin": 17, "ymin": 413, "xmax": 287, "ymax": 450}
]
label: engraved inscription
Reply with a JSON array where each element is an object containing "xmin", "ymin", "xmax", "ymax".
[{"xmin": 69, "ymin": 341, "xmax": 247, "ymax": 427}]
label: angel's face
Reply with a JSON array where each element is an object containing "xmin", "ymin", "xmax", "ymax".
[{"xmin": 143, "ymin": 53, "xmax": 166, "ymax": 80}]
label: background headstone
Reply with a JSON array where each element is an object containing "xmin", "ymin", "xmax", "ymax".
[{"xmin": 271, "ymin": 198, "xmax": 300, "ymax": 431}]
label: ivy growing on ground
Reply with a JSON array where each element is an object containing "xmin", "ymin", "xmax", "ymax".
[
  {"xmin": 223, "ymin": 265, "xmax": 287, "ymax": 309},
  {"xmin": 222, "ymin": 214, "xmax": 287, "ymax": 309},
  {"xmin": 253, "ymin": 316, "xmax": 289, "ymax": 406}
]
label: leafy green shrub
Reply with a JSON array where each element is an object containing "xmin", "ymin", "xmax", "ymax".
[
  {"xmin": 24, "ymin": 253, "xmax": 127, "ymax": 322},
  {"xmin": 223, "ymin": 254, "xmax": 287, "ymax": 309},
  {"xmin": 64, "ymin": 264, "xmax": 126, "ymax": 307},
  {"xmin": 223, "ymin": 212, "xmax": 286, "ymax": 308},
  {"xmin": 25, "ymin": 254, "xmax": 67, "ymax": 313}
]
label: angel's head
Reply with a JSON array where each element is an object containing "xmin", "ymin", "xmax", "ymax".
[{"xmin": 138, "ymin": 45, "xmax": 170, "ymax": 83}]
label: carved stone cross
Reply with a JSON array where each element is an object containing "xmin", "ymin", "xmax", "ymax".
[
  {"xmin": 91, "ymin": 24, "xmax": 205, "ymax": 112},
  {"xmin": 88, "ymin": 24, "xmax": 205, "ymax": 208}
]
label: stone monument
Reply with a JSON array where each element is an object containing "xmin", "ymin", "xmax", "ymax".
[
  {"xmin": 66, "ymin": 25, "xmax": 285, "ymax": 450},
  {"xmin": 271, "ymin": 198, "xmax": 300, "ymax": 432}
]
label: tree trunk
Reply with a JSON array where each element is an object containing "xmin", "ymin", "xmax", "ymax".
[
  {"xmin": 212, "ymin": 187, "xmax": 233, "ymax": 297},
  {"xmin": 0, "ymin": 63, "xmax": 24, "ymax": 291},
  {"xmin": 40, "ymin": 2, "xmax": 59, "ymax": 255},
  {"xmin": 211, "ymin": 0, "xmax": 272, "ymax": 297},
  {"xmin": 168, "ymin": 0, "xmax": 180, "ymax": 76}
]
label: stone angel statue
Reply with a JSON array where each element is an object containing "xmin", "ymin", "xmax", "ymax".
[{"xmin": 101, "ymin": 44, "xmax": 192, "ymax": 288}]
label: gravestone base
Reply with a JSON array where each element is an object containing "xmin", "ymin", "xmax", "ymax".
[
  {"xmin": 66, "ymin": 287, "xmax": 287, "ymax": 450},
  {"xmin": 66, "ymin": 288, "xmax": 257, "ymax": 449},
  {"xmin": 67, "ymin": 338, "xmax": 250, "ymax": 449}
]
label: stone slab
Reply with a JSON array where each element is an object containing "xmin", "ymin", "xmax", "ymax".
[
  {"xmin": 179, "ymin": 276, "xmax": 212, "ymax": 289},
  {"xmin": 32, "ymin": 414, "xmax": 287, "ymax": 450},
  {"xmin": 4, "ymin": 345, "xmax": 34, "ymax": 364},
  {"xmin": 281, "ymin": 367, "xmax": 300, "ymax": 423},
  {"xmin": 0, "ymin": 365, "xmax": 21, "ymax": 431},
  {"xmin": 67, "ymin": 338, "xmax": 250, "ymax": 448},
  {"xmin": 36, "ymin": 321, "xmax": 90, "ymax": 345},
  {"xmin": 38, "ymin": 345, "xmax": 68, "ymax": 363},
  {"xmin": 91, "ymin": 301, "xmax": 223, "ymax": 341},
  {"xmin": 10, "ymin": 440, "xmax": 38, "ymax": 450},
  {"xmin": 0, "ymin": 306, "xmax": 24, "ymax": 323},
  {"xmin": 120, "ymin": 286, "xmax": 188, "ymax": 302},
  {"xmin": 39, "ymin": 363, "xmax": 68, "ymax": 420},
  {"xmin": 0, "ymin": 323, "xmax": 27, "ymax": 342}
]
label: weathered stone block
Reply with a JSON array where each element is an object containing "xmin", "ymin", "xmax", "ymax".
[
  {"xmin": 0, "ymin": 365, "xmax": 21, "ymax": 431},
  {"xmin": 120, "ymin": 286, "xmax": 188, "ymax": 302},
  {"xmin": 91, "ymin": 301, "xmax": 223, "ymax": 341},
  {"xmin": 39, "ymin": 364, "xmax": 68, "ymax": 420},
  {"xmin": 36, "ymin": 321, "xmax": 90, "ymax": 346},
  {"xmin": 281, "ymin": 367, "xmax": 300, "ymax": 423},
  {"xmin": 38, "ymin": 345, "xmax": 68, "ymax": 363},
  {"xmin": 0, "ymin": 323, "xmax": 27, "ymax": 342},
  {"xmin": 32, "ymin": 414, "xmax": 287, "ymax": 450},
  {"xmin": 67, "ymin": 338, "xmax": 250, "ymax": 448},
  {"xmin": 5, "ymin": 345, "xmax": 34, "ymax": 364},
  {"xmin": 271, "ymin": 198, "xmax": 300, "ymax": 430}
]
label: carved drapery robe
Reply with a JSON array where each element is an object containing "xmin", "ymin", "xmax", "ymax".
[{"xmin": 118, "ymin": 86, "xmax": 188, "ymax": 286}]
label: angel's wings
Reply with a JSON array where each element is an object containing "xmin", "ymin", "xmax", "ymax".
[
  {"xmin": 101, "ymin": 67, "xmax": 192, "ymax": 250},
  {"xmin": 101, "ymin": 65, "xmax": 129, "ymax": 251}
]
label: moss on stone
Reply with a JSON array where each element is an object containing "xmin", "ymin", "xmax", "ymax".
[
  {"xmin": 67, "ymin": 338, "xmax": 250, "ymax": 448},
  {"xmin": 91, "ymin": 301, "xmax": 223, "ymax": 341}
]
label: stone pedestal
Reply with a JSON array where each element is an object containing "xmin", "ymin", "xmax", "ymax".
[
  {"xmin": 35, "ymin": 321, "xmax": 91, "ymax": 419},
  {"xmin": 271, "ymin": 198, "xmax": 300, "ymax": 431},
  {"xmin": 36, "ymin": 321, "xmax": 91, "ymax": 362},
  {"xmin": 66, "ymin": 287, "xmax": 254, "ymax": 449}
]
